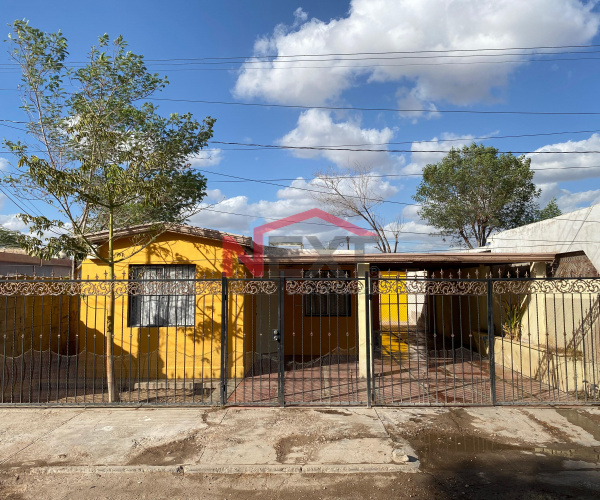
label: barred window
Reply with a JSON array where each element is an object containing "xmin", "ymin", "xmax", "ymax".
[
  {"xmin": 303, "ymin": 270, "xmax": 351, "ymax": 317},
  {"xmin": 129, "ymin": 265, "xmax": 196, "ymax": 327},
  {"xmin": 304, "ymin": 294, "xmax": 351, "ymax": 317}
]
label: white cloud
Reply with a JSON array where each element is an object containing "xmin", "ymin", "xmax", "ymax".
[
  {"xmin": 396, "ymin": 87, "xmax": 440, "ymax": 122},
  {"xmin": 189, "ymin": 174, "xmax": 400, "ymax": 240},
  {"xmin": 0, "ymin": 214, "xmax": 27, "ymax": 232},
  {"xmin": 188, "ymin": 148, "xmax": 223, "ymax": 168},
  {"xmin": 529, "ymin": 134, "xmax": 600, "ymax": 183},
  {"xmin": 539, "ymin": 183, "xmax": 600, "ymax": 214},
  {"xmin": 403, "ymin": 133, "xmax": 476, "ymax": 174},
  {"xmin": 0, "ymin": 157, "xmax": 10, "ymax": 172},
  {"xmin": 278, "ymin": 109, "xmax": 405, "ymax": 172},
  {"xmin": 233, "ymin": 0, "xmax": 599, "ymax": 110},
  {"xmin": 293, "ymin": 7, "xmax": 308, "ymax": 26}
]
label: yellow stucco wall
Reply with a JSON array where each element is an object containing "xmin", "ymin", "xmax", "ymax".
[{"xmin": 79, "ymin": 232, "xmax": 246, "ymax": 380}]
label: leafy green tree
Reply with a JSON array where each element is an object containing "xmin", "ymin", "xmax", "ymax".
[
  {"xmin": 535, "ymin": 197, "xmax": 561, "ymax": 222},
  {"xmin": 0, "ymin": 226, "xmax": 21, "ymax": 249},
  {"xmin": 413, "ymin": 143, "xmax": 541, "ymax": 248},
  {"xmin": 3, "ymin": 21, "xmax": 215, "ymax": 401}
]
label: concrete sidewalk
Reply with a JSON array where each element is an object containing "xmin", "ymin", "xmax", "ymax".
[{"xmin": 0, "ymin": 405, "xmax": 599, "ymax": 499}]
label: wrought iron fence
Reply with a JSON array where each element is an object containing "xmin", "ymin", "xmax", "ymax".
[{"xmin": 0, "ymin": 273, "xmax": 598, "ymax": 406}]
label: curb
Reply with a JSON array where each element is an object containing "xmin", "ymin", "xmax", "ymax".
[{"xmin": 28, "ymin": 463, "xmax": 420, "ymax": 475}]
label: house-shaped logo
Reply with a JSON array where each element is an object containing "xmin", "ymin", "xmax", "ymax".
[{"xmin": 223, "ymin": 208, "xmax": 376, "ymax": 277}]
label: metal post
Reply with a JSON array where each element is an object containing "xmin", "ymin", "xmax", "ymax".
[
  {"xmin": 220, "ymin": 274, "xmax": 228, "ymax": 406},
  {"xmin": 365, "ymin": 271, "xmax": 373, "ymax": 407},
  {"xmin": 487, "ymin": 278, "xmax": 497, "ymax": 405},
  {"xmin": 278, "ymin": 271, "xmax": 285, "ymax": 407}
]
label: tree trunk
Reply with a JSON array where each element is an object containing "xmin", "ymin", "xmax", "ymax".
[{"xmin": 105, "ymin": 211, "xmax": 117, "ymax": 402}]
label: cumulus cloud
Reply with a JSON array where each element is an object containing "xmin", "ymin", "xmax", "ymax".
[
  {"xmin": 539, "ymin": 182, "xmax": 600, "ymax": 214},
  {"xmin": 278, "ymin": 109, "xmax": 405, "ymax": 172},
  {"xmin": 233, "ymin": 0, "xmax": 599, "ymax": 110},
  {"xmin": 188, "ymin": 175, "xmax": 401, "ymax": 244},
  {"xmin": 189, "ymin": 179, "xmax": 325, "ymax": 234},
  {"xmin": 0, "ymin": 214, "xmax": 27, "ymax": 232},
  {"xmin": 188, "ymin": 148, "xmax": 223, "ymax": 168},
  {"xmin": 402, "ymin": 133, "xmax": 476, "ymax": 174},
  {"xmin": 528, "ymin": 134, "xmax": 600, "ymax": 183}
]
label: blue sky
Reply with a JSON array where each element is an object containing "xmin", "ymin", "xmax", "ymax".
[{"xmin": 2, "ymin": 0, "xmax": 600, "ymax": 252}]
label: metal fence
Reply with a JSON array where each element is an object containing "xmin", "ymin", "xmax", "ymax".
[{"xmin": 0, "ymin": 273, "xmax": 598, "ymax": 406}]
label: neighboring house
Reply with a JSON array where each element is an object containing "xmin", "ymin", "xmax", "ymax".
[
  {"xmin": 0, "ymin": 248, "xmax": 72, "ymax": 277},
  {"xmin": 486, "ymin": 206, "xmax": 600, "ymax": 393},
  {"xmin": 488, "ymin": 203, "xmax": 600, "ymax": 277}
]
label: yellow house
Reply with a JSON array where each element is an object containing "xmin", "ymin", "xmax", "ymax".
[{"xmin": 81, "ymin": 224, "xmax": 253, "ymax": 387}]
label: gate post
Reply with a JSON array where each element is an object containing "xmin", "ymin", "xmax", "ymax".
[
  {"xmin": 278, "ymin": 271, "xmax": 285, "ymax": 407},
  {"xmin": 365, "ymin": 271, "xmax": 373, "ymax": 408},
  {"xmin": 487, "ymin": 277, "xmax": 497, "ymax": 405},
  {"xmin": 220, "ymin": 273, "xmax": 228, "ymax": 406}
]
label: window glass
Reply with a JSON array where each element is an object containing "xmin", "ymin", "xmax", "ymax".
[{"xmin": 129, "ymin": 265, "xmax": 196, "ymax": 327}]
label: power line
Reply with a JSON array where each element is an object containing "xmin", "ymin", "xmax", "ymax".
[
  {"xmin": 3, "ymin": 89, "xmax": 600, "ymax": 117},
  {"xmin": 201, "ymin": 165, "xmax": 600, "ymax": 184},
  {"xmin": 148, "ymin": 97, "xmax": 600, "ymax": 116},
  {"xmin": 212, "ymin": 129, "xmax": 600, "ymax": 148},
  {"xmin": 208, "ymin": 140, "xmax": 600, "ymax": 154},
  {"xmin": 201, "ymin": 170, "xmax": 415, "ymax": 207},
  {"xmin": 3, "ymin": 46, "xmax": 600, "ymax": 67},
  {"xmin": 4, "ymin": 42, "xmax": 600, "ymax": 63},
  {"xmin": 2, "ymin": 114, "xmax": 599, "ymax": 145},
  {"xmin": 200, "ymin": 207, "xmax": 600, "ymax": 245},
  {"xmin": 5, "ymin": 144, "xmax": 600, "ymax": 155}
]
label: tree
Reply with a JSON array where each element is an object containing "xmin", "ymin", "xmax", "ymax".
[
  {"xmin": 0, "ymin": 227, "xmax": 21, "ymax": 249},
  {"xmin": 535, "ymin": 197, "xmax": 562, "ymax": 222},
  {"xmin": 413, "ymin": 143, "xmax": 542, "ymax": 248},
  {"xmin": 3, "ymin": 21, "xmax": 215, "ymax": 401},
  {"xmin": 311, "ymin": 164, "xmax": 404, "ymax": 253}
]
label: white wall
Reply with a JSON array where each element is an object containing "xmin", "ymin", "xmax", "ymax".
[{"xmin": 488, "ymin": 204, "xmax": 600, "ymax": 272}]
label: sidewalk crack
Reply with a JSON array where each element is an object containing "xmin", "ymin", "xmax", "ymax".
[{"xmin": 0, "ymin": 410, "xmax": 84, "ymax": 465}]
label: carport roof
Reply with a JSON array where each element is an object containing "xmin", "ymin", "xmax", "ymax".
[{"xmin": 264, "ymin": 251, "xmax": 557, "ymax": 266}]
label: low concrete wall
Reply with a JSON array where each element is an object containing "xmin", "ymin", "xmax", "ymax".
[{"xmin": 494, "ymin": 337, "xmax": 600, "ymax": 394}]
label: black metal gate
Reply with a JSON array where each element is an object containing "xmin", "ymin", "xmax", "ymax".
[
  {"xmin": 1, "ymin": 273, "xmax": 599, "ymax": 406},
  {"xmin": 223, "ymin": 273, "xmax": 367, "ymax": 406}
]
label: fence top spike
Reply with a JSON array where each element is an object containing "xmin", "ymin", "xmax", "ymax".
[
  {"xmin": 95, "ymin": 273, "xmax": 99, "ymax": 280},
  {"xmin": 440, "ymin": 268, "xmax": 444, "ymax": 278},
  {"xmin": 516, "ymin": 268, "xmax": 520, "ymax": 278},
  {"xmin": 525, "ymin": 271, "xmax": 529, "ymax": 278},
  {"xmin": 498, "ymin": 268, "xmax": 502, "ymax": 278},
  {"xmin": 466, "ymin": 272, "xmax": 471, "ymax": 279},
  {"xmin": 449, "ymin": 271, "xmax": 453, "ymax": 279},
  {"xmin": 431, "ymin": 271, "xmax": 436, "ymax": 279},
  {"xmin": 317, "ymin": 269, "xmax": 322, "ymax": 277},
  {"xmin": 121, "ymin": 270, "xmax": 126, "ymax": 279},
  {"xmin": 457, "ymin": 269, "xmax": 462, "ymax": 278},
  {"xmin": 475, "ymin": 269, "xmax": 479, "ymax": 278}
]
